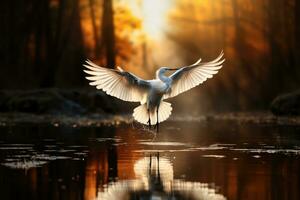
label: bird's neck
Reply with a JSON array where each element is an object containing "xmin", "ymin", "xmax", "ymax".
[{"xmin": 157, "ymin": 72, "xmax": 169, "ymax": 83}]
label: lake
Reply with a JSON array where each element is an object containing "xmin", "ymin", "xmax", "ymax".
[{"xmin": 0, "ymin": 121, "xmax": 300, "ymax": 200}]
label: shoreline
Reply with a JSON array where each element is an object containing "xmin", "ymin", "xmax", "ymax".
[{"xmin": 1, "ymin": 112, "xmax": 300, "ymax": 127}]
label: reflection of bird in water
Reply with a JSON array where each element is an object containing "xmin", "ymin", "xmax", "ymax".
[
  {"xmin": 97, "ymin": 153, "xmax": 226, "ymax": 200},
  {"xmin": 84, "ymin": 52, "xmax": 224, "ymax": 131},
  {"xmin": 133, "ymin": 153, "xmax": 171, "ymax": 198}
]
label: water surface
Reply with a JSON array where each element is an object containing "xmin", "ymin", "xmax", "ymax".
[{"xmin": 0, "ymin": 121, "xmax": 300, "ymax": 200}]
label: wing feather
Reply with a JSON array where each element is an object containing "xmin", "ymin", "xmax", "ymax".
[
  {"xmin": 83, "ymin": 60, "xmax": 149, "ymax": 102},
  {"xmin": 164, "ymin": 52, "xmax": 225, "ymax": 99}
]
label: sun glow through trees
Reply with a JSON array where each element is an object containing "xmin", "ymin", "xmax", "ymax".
[
  {"xmin": 125, "ymin": 0, "xmax": 173, "ymax": 39},
  {"xmin": 141, "ymin": 0, "xmax": 172, "ymax": 39}
]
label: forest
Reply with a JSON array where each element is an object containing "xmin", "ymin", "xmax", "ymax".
[
  {"xmin": 1, "ymin": 1, "xmax": 300, "ymax": 199},
  {"xmin": 1, "ymin": 0, "xmax": 299, "ymax": 112}
]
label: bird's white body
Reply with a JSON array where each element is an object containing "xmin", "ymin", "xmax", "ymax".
[
  {"xmin": 83, "ymin": 52, "xmax": 225, "ymax": 127},
  {"xmin": 147, "ymin": 79, "xmax": 169, "ymax": 107}
]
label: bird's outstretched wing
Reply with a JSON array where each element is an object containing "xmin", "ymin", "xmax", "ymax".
[
  {"xmin": 84, "ymin": 60, "xmax": 150, "ymax": 103},
  {"xmin": 164, "ymin": 52, "xmax": 225, "ymax": 99}
]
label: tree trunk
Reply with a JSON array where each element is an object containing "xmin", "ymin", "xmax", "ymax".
[
  {"xmin": 41, "ymin": 0, "xmax": 84, "ymax": 87},
  {"xmin": 89, "ymin": 0, "xmax": 100, "ymax": 57},
  {"xmin": 267, "ymin": 0, "xmax": 284, "ymax": 93},
  {"xmin": 40, "ymin": 0, "xmax": 58, "ymax": 87},
  {"xmin": 101, "ymin": 0, "xmax": 116, "ymax": 68},
  {"xmin": 295, "ymin": 0, "xmax": 300, "ymax": 81}
]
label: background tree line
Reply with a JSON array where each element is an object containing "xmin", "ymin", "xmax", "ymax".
[{"xmin": 0, "ymin": 0, "xmax": 299, "ymax": 111}]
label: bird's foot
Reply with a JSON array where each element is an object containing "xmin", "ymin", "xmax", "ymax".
[
  {"xmin": 154, "ymin": 122, "xmax": 159, "ymax": 133},
  {"xmin": 148, "ymin": 118, "xmax": 151, "ymax": 129}
]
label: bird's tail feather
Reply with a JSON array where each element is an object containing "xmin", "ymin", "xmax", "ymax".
[{"xmin": 133, "ymin": 101, "xmax": 172, "ymax": 125}]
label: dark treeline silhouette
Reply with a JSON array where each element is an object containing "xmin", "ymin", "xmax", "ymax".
[
  {"xmin": 0, "ymin": 0, "xmax": 299, "ymax": 110},
  {"xmin": 0, "ymin": 0, "xmax": 117, "ymax": 88},
  {"xmin": 1, "ymin": 0, "xmax": 86, "ymax": 88}
]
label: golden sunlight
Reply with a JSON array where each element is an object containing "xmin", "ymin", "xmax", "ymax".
[
  {"xmin": 141, "ymin": 0, "xmax": 172, "ymax": 38},
  {"xmin": 125, "ymin": 0, "xmax": 173, "ymax": 39}
]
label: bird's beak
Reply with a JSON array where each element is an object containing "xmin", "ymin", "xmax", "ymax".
[{"xmin": 167, "ymin": 68, "xmax": 179, "ymax": 71}]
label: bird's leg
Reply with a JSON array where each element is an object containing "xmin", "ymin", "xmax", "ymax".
[
  {"xmin": 147, "ymin": 109, "xmax": 151, "ymax": 129},
  {"xmin": 157, "ymin": 152, "xmax": 160, "ymax": 177},
  {"xmin": 149, "ymin": 154, "xmax": 152, "ymax": 169},
  {"xmin": 155, "ymin": 106, "xmax": 159, "ymax": 133}
]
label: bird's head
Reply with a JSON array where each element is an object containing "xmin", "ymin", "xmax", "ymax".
[
  {"xmin": 157, "ymin": 67, "xmax": 179, "ymax": 74},
  {"xmin": 156, "ymin": 67, "xmax": 180, "ymax": 79},
  {"xmin": 157, "ymin": 67, "xmax": 168, "ymax": 74}
]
